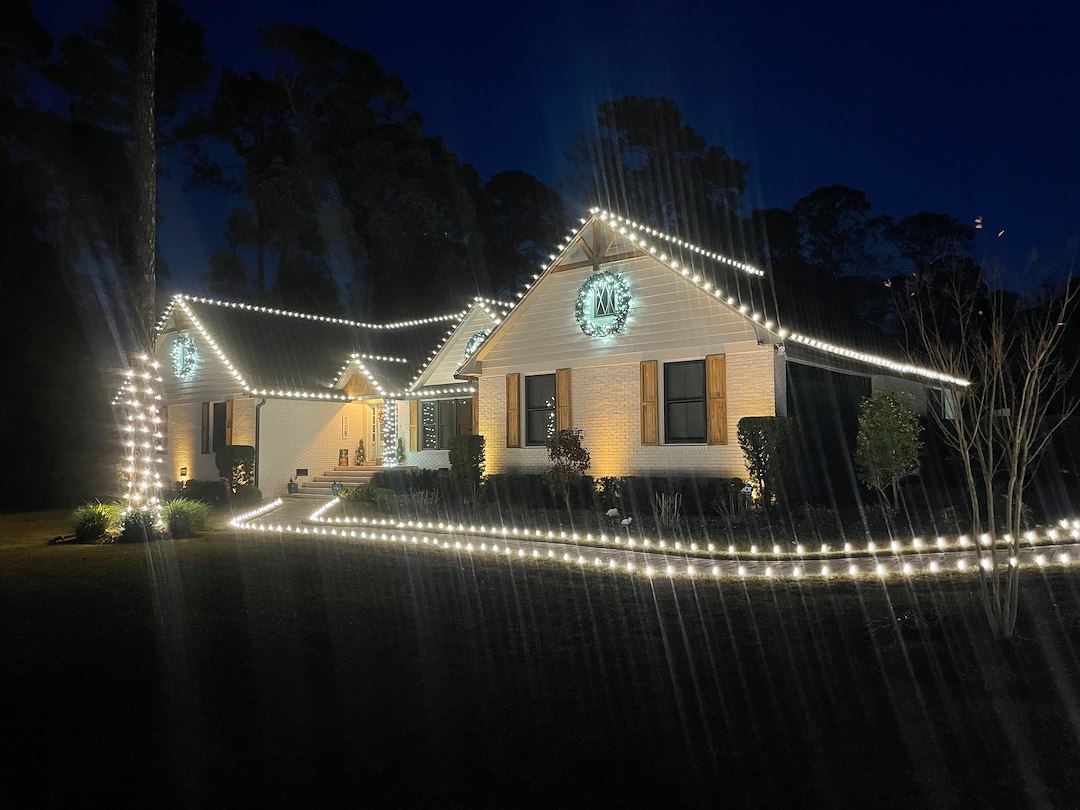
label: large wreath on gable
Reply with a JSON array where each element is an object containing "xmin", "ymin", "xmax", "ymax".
[
  {"xmin": 463, "ymin": 329, "xmax": 491, "ymax": 359},
  {"xmin": 170, "ymin": 335, "xmax": 198, "ymax": 379},
  {"xmin": 575, "ymin": 270, "xmax": 631, "ymax": 338}
]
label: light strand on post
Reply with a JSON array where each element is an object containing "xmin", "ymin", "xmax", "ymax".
[{"xmin": 119, "ymin": 354, "xmax": 165, "ymax": 517}]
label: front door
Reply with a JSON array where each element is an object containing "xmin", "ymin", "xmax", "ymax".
[{"xmin": 369, "ymin": 404, "xmax": 382, "ymax": 462}]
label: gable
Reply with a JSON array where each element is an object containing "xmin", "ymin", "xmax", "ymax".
[
  {"xmin": 408, "ymin": 300, "xmax": 508, "ymax": 389},
  {"xmin": 477, "ymin": 251, "xmax": 765, "ymax": 374}
]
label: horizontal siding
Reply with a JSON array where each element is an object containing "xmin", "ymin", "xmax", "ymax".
[
  {"xmin": 482, "ymin": 256, "xmax": 764, "ymax": 373},
  {"xmin": 412, "ymin": 307, "xmax": 497, "ymax": 389},
  {"xmin": 156, "ymin": 311, "xmax": 246, "ymax": 404}
]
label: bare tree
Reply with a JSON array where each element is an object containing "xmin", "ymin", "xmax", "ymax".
[{"xmin": 906, "ymin": 268, "xmax": 1078, "ymax": 638}]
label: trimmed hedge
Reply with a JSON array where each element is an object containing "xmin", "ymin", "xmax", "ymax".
[
  {"xmin": 176, "ymin": 479, "xmax": 228, "ymax": 505},
  {"xmin": 119, "ymin": 510, "xmax": 163, "ymax": 543}
]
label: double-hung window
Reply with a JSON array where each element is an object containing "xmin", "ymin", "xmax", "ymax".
[
  {"xmin": 664, "ymin": 360, "xmax": 706, "ymax": 443},
  {"xmin": 421, "ymin": 398, "xmax": 473, "ymax": 450},
  {"xmin": 525, "ymin": 374, "xmax": 556, "ymax": 446}
]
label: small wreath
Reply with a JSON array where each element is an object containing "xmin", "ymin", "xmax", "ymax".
[
  {"xmin": 463, "ymin": 329, "xmax": 491, "ymax": 359},
  {"xmin": 170, "ymin": 335, "xmax": 198, "ymax": 379},
  {"xmin": 575, "ymin": 270, "xmax": 631, "ymax": 337}
]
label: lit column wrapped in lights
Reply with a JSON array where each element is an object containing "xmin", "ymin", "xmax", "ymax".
[
  {"xmin": 381, "ymin": 400, "xmax": 399, "ymax": 467},
  {"xmin": 119, "ymin": 354, "xmax": 165, "ymax": 516}
]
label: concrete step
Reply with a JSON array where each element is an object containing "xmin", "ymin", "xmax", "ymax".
[{"xmin": 312, "ymin": 474, "xmax": 377, "ymax": 483}]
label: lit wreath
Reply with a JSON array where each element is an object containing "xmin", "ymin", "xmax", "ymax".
[
  {"xmin": 575, "ymin": 270, "xmax": 631, "ymax": 337},
  {"xmin": 170, "ymin": 335, "xmax": 198, "ymax": 379},
  {"xmin": 463, "ymin": 329, "xmax": 491, "ymax": 359}
]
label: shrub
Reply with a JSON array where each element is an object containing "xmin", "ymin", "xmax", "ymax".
[
  {"xmin": 372, "ymin": 469, "xmax": 442, "ymax": 494},
  {"xmin": 448, "ymin": 434, "xmax": 485, "ymax": 501},
  {"xmin": 596, "ymin": 476, "xmax": 628, "ymax": 511},
  {"xmin": 71, "ymin": 502, "xmax": 121, "ymax": 543},
  {"xmin": 215, "ymin": 445, "xmax": 255, "ymax": 493},
  {"xmin": 119, "ymin": 509, "xmax": 163, "ymax": 543},
  {"xmin": 792, "ymin": 504, "xmax": 843, "ymax": 542},
  {"xmin": 340, "ymin": 484, "xmax": 396, "ymax": 513},
  {"xmin": 654, "ymin": 491, "xmax": 683, "ymax": 529},
  {"xmin": 738, "ymin": 416, "xmax": 799, "ymax": 509},
  {"xmin": 543, "ymin": 429, "xmax": 591, "ymax": 512},
  {"xmin": 161, "ymin": 498, "xmax": 209, "ymax": 538},
  {"xmin": 229, "ymin": 484, "xmax": 262, "ymax": 506},
  {"xmin": 711, "ymin": 478, "xmax": 750, "ymax": 529},
  {"xmin": 179, "ymin": 479, "xmax": 229, "ymax": 505},
  {"xmin": 854, "ymin": 393, "xmax": 922, "ymax": 511}
]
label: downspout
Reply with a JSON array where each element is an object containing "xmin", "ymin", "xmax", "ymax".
[{"xmin": 254, "ymin": 397, "xmax": 267, "ymax": 488}]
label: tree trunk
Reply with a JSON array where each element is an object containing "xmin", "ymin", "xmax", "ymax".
[{"xmin": 132, "ymin": 0, "xmax": 157, "ymax": 352}]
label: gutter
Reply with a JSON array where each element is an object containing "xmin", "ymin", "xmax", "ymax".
[{"xmin": 254, "ymin": 397, "xmax": 267, "ymax": 487}]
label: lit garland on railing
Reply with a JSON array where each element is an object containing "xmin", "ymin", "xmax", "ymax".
[
  {"xmin": 119, "ymin": 354, "xmax": 165, "ymax": 516},
  {"xmin": 227, "ymin": 499, "xmax": 1080, "ymax": 582}
]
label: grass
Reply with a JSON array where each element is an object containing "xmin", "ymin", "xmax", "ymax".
[{"xmin": 3, "ymin": 507, "xmax": 1080, "ymax": 806}]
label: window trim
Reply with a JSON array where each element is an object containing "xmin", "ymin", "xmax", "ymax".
[
  {"xmin": 663, "ymin": 359, "xmax": 708, "ymax": 445},
  {"xmin": 524, "ymin": 373, "xmax": 556, "ymax": 447}
]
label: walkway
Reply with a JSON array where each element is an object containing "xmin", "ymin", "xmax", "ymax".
[{"xmin": 231, "ymin": 496, "xmax": 1080, "ymax": 580}]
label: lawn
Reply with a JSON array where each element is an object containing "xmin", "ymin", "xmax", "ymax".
[{"xmin": 3, "ymin": 508, "xmax": 1080, "ymax": 806}]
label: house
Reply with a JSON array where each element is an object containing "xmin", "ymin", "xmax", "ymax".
[
  {"xmin": 421, "ymin": 207, "xmax": 964, "ymax": 496},
  {"xmin": 153, "ymin": 294, "xmax": 506, "ymax": 495},
  {"xmin": 156, "ymin": 207, "xmax": 964, "ymax": 500}
]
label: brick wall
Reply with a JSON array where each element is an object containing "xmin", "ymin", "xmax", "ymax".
[
  {"xmin": 480, "ymin": 348, "xmax": 775, "ymax": 478},
  {"xmin": 258, "ymin": 400, "xmax": 369, "ymax": 495}
]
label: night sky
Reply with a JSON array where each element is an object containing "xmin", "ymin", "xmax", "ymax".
[{"xmin": 37, "ymin": 0, "xmax": 1080, "ymax": 291}]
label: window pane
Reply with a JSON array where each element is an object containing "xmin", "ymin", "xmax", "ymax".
[
  {"xmin": 664, "ymin": 360, "xmax": 706, "ymax": 443},
  {"xmin": 421, "ymin": 401, "xmax": 438, "ymax": 449},
  {"xmin": 456, "ymin": 399, "xmax": 473, "ymax": 436},
  {"xmin": 527, "ymin": 410, "xmax": 554, "ymax": 444},
  {"xmin": 526, "ymin": 374, "xmax": 555, "ymax": 406}
]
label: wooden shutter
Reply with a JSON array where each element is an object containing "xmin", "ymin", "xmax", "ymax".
[
  {"xmin": 556, "ymin": 368, "xmax": 572, "ymax": 431},
  {"xmin": 640, "ymin": 360, "xmax": 659, "ymax": 445},
  {"xmin": 471, "ymin": 393, "xmax": 479, "ymax": 435},
  {"xmin": 200, "ymin": 402, "xmax": 210, "ymax": 454},
  {"xmin": 225, "ymin": 399, "xmax": 234, "ymax": 446},
  {"xmin": 506, "ymin": 373, "xmax": 521, "ymax": 448},
  {"xmin": 706, "ymin": 354, "xmax": 728, "ymax": 445},
  {"xmin": 409, "ymin": 400, "xmax": 419, "ymax": 451}
]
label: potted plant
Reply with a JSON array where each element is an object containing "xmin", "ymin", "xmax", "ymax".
[
  {"xmin": 287, "ymin": 477, "xmax": 299, "ymax": 494},
  {"xmin": 356, "ymin": 439, "xmax": 365, "ymax": 466},
  {"xmin": 395, "ymin": 437, "xmax": 406, "ymax": 466},
  {"xmin": 331, "ymin": 480, "xmax": 342, "ymax": 496}
]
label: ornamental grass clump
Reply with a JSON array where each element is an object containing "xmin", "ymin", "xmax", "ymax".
[
  {"xmin": 71, "ymin": 502, "xmax": 122, "ymax": 543},
  {"xmin": 161, "ymin": 497, "xmax": 210, "ymax": 538}
]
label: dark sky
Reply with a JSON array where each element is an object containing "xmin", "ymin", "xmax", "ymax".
[{"xmin": 37, "ymin": 0, "xmax": 1080, "ymax": 291}]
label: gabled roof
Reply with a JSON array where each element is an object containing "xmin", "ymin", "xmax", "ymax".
[
  {"xmin": 468, "ymin": 207, "xmax": 969, "ymax": 387},
  {"xmin": 406, "ymin": 298, "xmax": 512, "ymax": 393},
  {"xmin": 158, "ymin": 294, "xmax": 470, "ymax": 400}
]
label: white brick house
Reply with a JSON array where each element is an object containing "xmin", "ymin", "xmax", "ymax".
[{"xmin": 155, "ymin": 208, "xmax": 962, "ymax": 497}]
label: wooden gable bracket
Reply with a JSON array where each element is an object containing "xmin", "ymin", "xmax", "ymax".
[{"xmin": 551, "ymin": 216, "xmax": 647, "ymax": 273}]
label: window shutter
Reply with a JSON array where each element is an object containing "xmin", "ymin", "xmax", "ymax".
[
  {"xmin": 640, "ymin": 360, "xmax": 658, "ymax": 445},
  {"xmin": 506, "ymin": 373, "xmax": 521, "ymax": 447},
  {"xmin": 556, "ymin": 368, "xmax": 572, "ymax": 431},
  {"xmin": 225, "ymin": 399, "xmax": 234, "ymax": 446},
  {"xmin": 409, "ymin": 400, "xmax": 419, "ymax": 451},
  {"xmin": 471, "ymin": 393, "xmax": 479, "ymax": 435},
  {"xmin": 706, "ymin": 354, "xmax": 728, "ymax": 445},
  {"xmin": 200, "ymin": 402, "xmax": 210, "ymax": 454}
]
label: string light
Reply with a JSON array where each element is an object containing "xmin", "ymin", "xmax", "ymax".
[{"xmin": 118, "ymin": 354, "xmax": 165, "ymax": 518}]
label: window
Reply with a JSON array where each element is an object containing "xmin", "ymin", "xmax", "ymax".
[
  {"xmin": 200, "ymin": 402, "xmax": 210, "ymax": 454},
  {"xmin": 212, "ymin": 401, "xmax": 228, "ymax": 452},
  {"xmin": 525, "ymin": 374, "xmax": 556, "ymax": 446},
  {"xmin": 421, "ymin": 398, "xmax": 473, "ymax": 450},
  {"xmin": 664, "ymin": 360, "xmax": 706, "ymax": 443}
]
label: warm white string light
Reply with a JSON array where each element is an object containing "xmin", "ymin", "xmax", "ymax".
[
  {"xmin": 119, "ymin": 354, "xmax": 165, "ymax": 517},
  {"xmin": 177, "ymin": 293, "xmax": 467, "ymax": 330},
  {"xmin": 229, "ymin": 498, "xmax": 1080, "ymax": 581}
]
